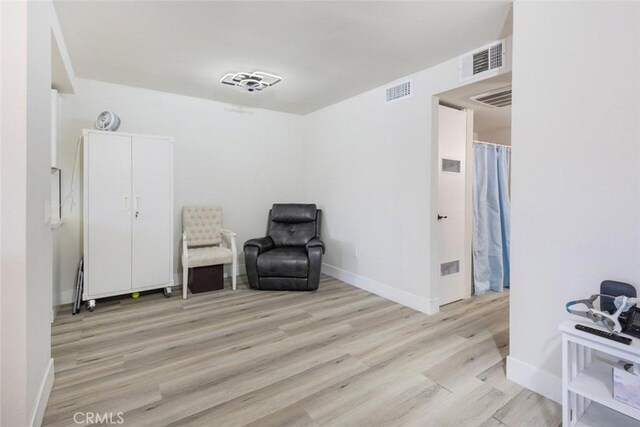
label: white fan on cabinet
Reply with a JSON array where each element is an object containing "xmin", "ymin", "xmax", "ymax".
[{"xmin": 95, "ymin": 111, "xmax": 121, "ymax": 131}]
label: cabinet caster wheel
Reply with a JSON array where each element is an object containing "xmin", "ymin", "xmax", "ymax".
[
  {"xmin": 163, "ymin": 287, "xmax": 172, "ymax": 298},
  {"xmin": 86, "ymin": 300, "xmax": 96, "ymax": 312}
]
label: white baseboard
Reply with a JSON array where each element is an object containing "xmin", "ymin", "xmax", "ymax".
[
  {"xmin": 30, "ymin": 358, "xmax": 54, "ymax": 427},
  {"xmin": 429, "ymin": 297, "xmax": 440, "ymax": 314},
  {"xmin": 506, "ymin": 355, "xmax": 562, "ymax": 403},
  {"xmin": 322, "ymin": 263, "xmax": 438, "ymax": 315}
]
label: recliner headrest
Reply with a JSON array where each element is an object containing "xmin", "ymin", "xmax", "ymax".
[{"xmin": 271, "ymin": 204, "xmax": 317, "ymax": 223}]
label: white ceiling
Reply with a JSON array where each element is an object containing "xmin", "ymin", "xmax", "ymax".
[
  {"xmin": 474, "ymin": 105, "xmax": 511, "ymax": 134},
  {"xmin": 54, "ymin": 1, "xmax": 513, "ymax": 115},
  {"xmin": 438, "ymin": 73, "xmax": 512, "ymax": 133}
]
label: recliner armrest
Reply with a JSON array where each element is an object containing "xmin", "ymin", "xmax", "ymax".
[
  {"xmin": 306, "ymin": 238, "xmax": 325, "ymax": 255},
  {"xmin": 244, "ymin": 236, "xmax": 274, "ymax": 255}
]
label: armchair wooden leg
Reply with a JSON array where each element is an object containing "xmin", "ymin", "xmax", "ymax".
[
  {"xmin": 232, "ymin": 258, "xmax": 237, "ymax": 291},
  {"xmin": 183, "ymin": 265, "xmax": 188, "ymax": 299},
  {"xmin": 229, "ymin": 235, "xmax": 238, "ymax": 291}
]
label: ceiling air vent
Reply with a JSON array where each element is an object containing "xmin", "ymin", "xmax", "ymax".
[
  {"xmin": 471, "ymin": 87, "xmax": 512, "ymax": 108},
  {"xmin": 460, "ymin": 40, "xmax": 506, "ymax": 81},
  {"xmin": 386, "ymin": 80, "xmax": 412, "ymax": 103}
]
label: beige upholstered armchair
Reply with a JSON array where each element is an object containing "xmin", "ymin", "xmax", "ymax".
[{"xmin": 181, "ymin": 206, "xmax": 238, "ymax": 299}]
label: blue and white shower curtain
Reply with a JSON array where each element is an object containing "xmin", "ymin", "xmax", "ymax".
[{"xmin": 473, "ymin": 143, "xmax": 511, "ymax": 294}]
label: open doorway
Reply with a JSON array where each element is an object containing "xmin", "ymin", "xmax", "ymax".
[{"xmin": 436, "ymin": 73, "xmax": 512, "ymax": 307}]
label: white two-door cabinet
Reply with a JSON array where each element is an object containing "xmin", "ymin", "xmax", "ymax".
[{"xmin": 83, "ymin": 129, "xmax": 174, "ymax": 311}]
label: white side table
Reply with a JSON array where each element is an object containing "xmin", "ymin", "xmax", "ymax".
[{"xmin": 561, "ymin": 319, "xmax": 640, "ymax": 426}]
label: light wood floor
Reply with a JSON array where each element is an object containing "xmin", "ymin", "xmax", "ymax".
[{"xmin": 44, "ymin": 275, "xmax": 561, "ymax": 427}]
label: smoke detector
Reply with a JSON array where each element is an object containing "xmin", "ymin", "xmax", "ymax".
[{"xmin": 220, "ymin": 71, "xmax": 282, "ymax": 92}]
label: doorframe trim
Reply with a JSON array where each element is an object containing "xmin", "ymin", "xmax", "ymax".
[
  {"xmin": 464, "ymin": 108, "xmax": 474, "ymax": 299},
  {"xmin": 429, "ymin": 96, "xmax": 440, "ymax": 313}
]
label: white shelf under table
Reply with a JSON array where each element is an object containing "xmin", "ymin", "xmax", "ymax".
[
  {"xmin": 569, "ymin": 360, "xmax": 640, "ymax": 420},
  {"xmin": 560, "ymin": 319, "xmax": 640, "ymax": 426},
  {"xmin": 576, "ymin": 401, "xmax": 640, "ymax": 427}
]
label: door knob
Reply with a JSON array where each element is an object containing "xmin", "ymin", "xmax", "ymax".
[{"xmin": 438, "ymin": 214, "xmax": 448, "ymax": 220}]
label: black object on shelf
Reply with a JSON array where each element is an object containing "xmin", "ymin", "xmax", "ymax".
[
  {"xmin": 623, "ymin": 307, "xmax": 640, "ymax": 338},
  {"xmin": 601, "ymin": 280, "xmax": 637, "ymax": 314},
  {"xmin": 575, "ymin": 324, "xmax": 632, "ymax": 345}
]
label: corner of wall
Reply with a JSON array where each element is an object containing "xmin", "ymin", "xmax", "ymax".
[
  {"xmin": 29, "ymin": 358, "xmax": 54, "ymax": 427},
  {"xmin": 49, "ymin": 0, "xmax": 76, "ymax": 94},
  {"xmin": 322, "ymin": 263, "xmax": 439, "ymax": 315}
]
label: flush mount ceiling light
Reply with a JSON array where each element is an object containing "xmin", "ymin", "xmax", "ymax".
[{"xmin": 220, "ymin": 71, "xmax": 282, "ymax": 93}]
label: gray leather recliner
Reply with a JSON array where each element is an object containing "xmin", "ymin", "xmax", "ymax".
[{"xmin": 244, "ymin": 204, "xmax": 325, "ymax": 291}]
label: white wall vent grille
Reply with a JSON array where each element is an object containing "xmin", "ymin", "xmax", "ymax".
[
  {"xmin": 441, "ymin": 260, "xmax": 460, "ymax": 276},
  {"xmin": 471, "ymin": 87, "xmax": 512, "ymax": 108},
  {"xmin": 460, "ymin": 40, "xmax": 506, "ymax": 81},
  {"xmin": 442, "ymin": 158, "xmax": 462, "ymax": 173},
  {"xmin": 385, "ymin": 80, "xmax": 412, "ymax": 103},
  {"xmin": 490, "ymin": 43, "xmax": 503, "ymax": 69}
]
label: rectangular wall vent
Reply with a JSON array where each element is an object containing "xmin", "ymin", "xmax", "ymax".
[
  {"xmin": 471, "ymin": 87, "xmax": 512, "ymax": 108},
  {"xmin": 442, "ymin": 158, "xmax": 461, "ymax": 173},
  {"xmin": 385, "ymin": 80, "xmax": 412, "ymax": 103},
  {"xmin": 490, "ymin": 43, "xmax": 503, "ymax": 69},
  {"xmin": 460, "ymin": 40, "xmax": 506, "ymax": 81},
  {"xmin": 441, "ymin": 260, "xmax": 460, "ymax": 276}
]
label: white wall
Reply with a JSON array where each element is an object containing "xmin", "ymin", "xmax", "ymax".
[
  {"xmin": 507, "ymin": 1, "xmax": 640, "ymax": 402},
  {"xmin": 1, "ymin": 3, "xmax": 29, "ymax": 423},
  {"xmin": 1, "ymin": 1, "xmax": 57, "ymax": 425},
  {"xmin": 59, "ymin": 79, "xmax": 306, "ymax": 302},
  {"xmin": 26, "ymin": 2, "xmax": 55, "ymax": 424},
  {"xmin": 477, "ymin": 127, "xmax": 510, "ymax": 146},
  {"xmin": 304, "ymin": 57, "xmax": 509, "ymax": 313}
]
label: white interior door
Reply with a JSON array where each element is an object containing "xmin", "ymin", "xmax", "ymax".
[
  {"xmin": 438, "ymin": 105, "xmax": 468, "ymax": 306},
  {"xmin": 87, "ymin": 133, "xmax": 132, "ymax": 296},
  {"xmin": 132, "ymin": 136, "xmax": 173, "ymax": 289}
]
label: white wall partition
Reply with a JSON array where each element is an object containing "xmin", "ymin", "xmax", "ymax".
[
  {"xmin": 508, "ymin": 1, "xmax": 640, "ymax": 402},
  {"xmin": 1, "ymin": 4, "xmax": 31, "ymax": 424},
  {"xmin": 1, "ymin": 1, "xmax": 64, "ymax": 425}
]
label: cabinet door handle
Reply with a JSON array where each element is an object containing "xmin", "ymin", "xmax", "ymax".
[{"xmin": 123, "ymin": 196, "xmax": 130, "ymax": 211}]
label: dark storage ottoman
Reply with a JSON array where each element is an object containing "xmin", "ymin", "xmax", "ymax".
[{"xmin": 188, "ymin": 264, "xmax": 224, "ymax": 293}]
